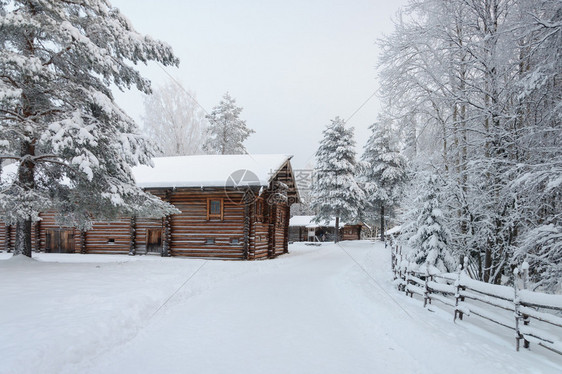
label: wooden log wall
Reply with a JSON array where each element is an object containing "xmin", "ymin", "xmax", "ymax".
[
  {"xmin": 84, "ymin": 218, "xmax": 131, "ymax": 255},
  {"xmin": 134, "ymin": 217, "xmax": 163, "ymax": 255},
  {"xmin": 267, "ymin": 203, "xmax": 276, "ymax": 258},
  {"xmin": 253, "ymin": 221, "xmax": 270, "ymax": 259},
  {"xmin": 33, "ymin": 221, "xmax": 40, "ymax": 252},
  {"xmin": 4, "ymin": 211, "xmax": 162, "ymax": 256},
  {"xmin": 273, "ymin": 203, "xmax": 288, "ymax": 255},
  {"xmin": 0, "ymin": 186, "xmax": 294, "ymax": 260},
  {"xmin": 1, "ymin": 213, "xmax": 79, "ymax": 253},
  {"xmin": 36, "ymin": 211, "xmax": 77, "ymax": 252},
  {"xmin": 283, "ymin": 205, "xmax": 290, "ymax": 253},
  {"xmin": 341, "ymin": 225, "xmax": 362, "ymax": 241},
  {"xmin": 250, "ymin": 197, "xmax": 270, "ymax": 260},
  {"xmin": 288, "ymin": 226, "xmax": 304, "ymax": 242},
  {"xmin": 8, "ymin": 223, "xmax": 15, "ymax": 251},
  {"xmin": 162, "ymin": 189, "xmax": 172, "ymax": 257},
  {"xmin": 168, "ymin": 189, "xmax": 246, "ymax": 259},
  {"xmin": 0, "ymin": 223, "xmax": 7, "ymax": 251}
]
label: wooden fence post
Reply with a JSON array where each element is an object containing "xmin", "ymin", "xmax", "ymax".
[
  {"xmin": 396, "ymin": 246, "xmax": 406, "ymax": 290},
  {"xmin": 454, "ymin": 257, "xmax": 467, "ymax": 321},
  {"xmin": 391, "ymin": 245, "xmax": 396, "ymax": 279},
  {"xmin": 405, "ymin": 264, "xmax": 412, "ymax": 297},
  {"xmin": 514, "ymin": 264, "xmax": 530, "ymax": 351},
  {"xmin": 521, "ymin": 261, "xmax": 530, "ymax": 349},
  {"xmin": 514, "ymin": 267, "xmax": 523, "ymax": 351},
  {"xmin": 423, "ymin": 262, "xmax": 430, "ymax": 307}
]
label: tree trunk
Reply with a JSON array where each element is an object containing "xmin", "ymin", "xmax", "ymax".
[
  {"xmin": 15, "ymin": 219, "xmax": 32, "ymax": 257},
  {"xmin": 380, "ymin": 205, "xmax": 385, "ymax": 242},
  {"xmin": 14, "ymin": 140, "xmax": 36, "ymax": 258},
  {"xmin": 334, "ymin": 216, "xmax": 339, "ymax": 243},
  {"xmin": 484, "ymin": 247, "xmax": 492, "ymax": 283}
]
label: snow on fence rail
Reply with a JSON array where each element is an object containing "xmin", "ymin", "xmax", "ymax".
[{"xmin": 391, "ymin": 245, "xmax": 562, "ymax": 355}]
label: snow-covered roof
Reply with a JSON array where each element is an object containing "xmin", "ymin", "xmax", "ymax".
[
  {"xmin": 0, "ymin": 162, "xmax": 17, "ymax": 179},
  {"xmin": 132, "ymin": 154, "xmax": 292, "ymax": 189},
  {"xmin": 289, "ymin": 215, "xmax": 351, "ymax": 228},
  {"xmin": 384, "ymin": 226, "xmax": 401, "ymax": 236}
]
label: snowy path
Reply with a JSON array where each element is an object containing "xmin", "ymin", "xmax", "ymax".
[
  {"xmin": 1, "ymin": 242, "xmax": 560, "ymax": 374},
  {"xmin": 77, "ymin": 243, "xmax": 424, "ymax": 374}
]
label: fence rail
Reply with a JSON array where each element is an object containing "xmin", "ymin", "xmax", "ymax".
[{"xmin": 391, "ymin": 245, "xmax": 562, "ymax": 355}]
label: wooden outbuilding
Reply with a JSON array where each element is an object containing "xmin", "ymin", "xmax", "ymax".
[
  {"xmin": 288, "ymin": 215, "xmax": 363, "ymax": 242},
  {"xmin": 1, "ymin": 154, "xmax": 300, "ymax": 260}
]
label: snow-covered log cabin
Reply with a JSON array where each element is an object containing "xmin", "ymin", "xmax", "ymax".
[
  {"xmin": 288, "ymin": 215, "xmax": 363, "ymax": 242},
  {"xmin": 0, "ymin": 155, "xmax": 300, "ymax": 260}
]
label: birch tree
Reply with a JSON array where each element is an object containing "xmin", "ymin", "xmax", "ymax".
[
  {"xmin": 142, "ymin": 81, "xmax": 207, "ymax": 156},
  {"xmin": 379, "ymin": 0, "xmax": 562, "ymax": 288}
]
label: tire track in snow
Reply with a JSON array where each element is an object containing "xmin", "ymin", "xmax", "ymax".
[
  {"xmin": 334, "ymin": 242, "xmax": 435, "ymax": 374},
  {"xmin": 336, "ymin": 242, "xmax": 415, "ymax": 320},
  {"xmin": 147, "ymin": 259, "xmax": 208, "ymax": 321}
]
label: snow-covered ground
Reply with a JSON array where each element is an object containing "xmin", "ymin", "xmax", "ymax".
[{"xmin": 1, "ymin": 241, "xmax": 560, "ymax": 374}]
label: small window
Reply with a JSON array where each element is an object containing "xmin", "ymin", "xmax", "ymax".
[
  {"xmin": 205, "ymin": 238, "xmax": 215, "ymax": 245},
  {"xmin": 207, "ymin": 198, "xmax": 223, "ymax": 220},
  {"xmin": 107, "ymin": 238, "xmax": 115, "ymax": 244},
  {"xmin": 210, "ymin": 200, "xmax": 221, "ymax": 214},
  {"xmin": 230, "ymin": 238, "xmax": 240, "ymax": 245}
]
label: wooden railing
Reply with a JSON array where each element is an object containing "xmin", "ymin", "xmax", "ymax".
[{"xmin": 391, "ymin": 245, "xmax": 562, "ymax": 355}]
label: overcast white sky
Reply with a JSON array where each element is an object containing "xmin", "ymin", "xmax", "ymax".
[{"xmin": 110, "ymin": 0, "xmax": 408, "ymax": 169}]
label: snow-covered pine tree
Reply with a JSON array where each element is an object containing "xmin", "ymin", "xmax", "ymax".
[
  {"xmin": 310, "ymin": 117, "xmax": 364, "ymax": 242},
  {"xmin": 360, "ymin": 120, "xmax": 407, "ymax": 241},
  {"xmin": 0, "ymin": 0, "xmax": 180, "ymax": 257},
  {"xmin": 408, "ymin": 174, "xmax": 455, "ymax": 273},
  {"xmin": 202, "ymin": 92, "xmax": 254, "ymax": 155}
]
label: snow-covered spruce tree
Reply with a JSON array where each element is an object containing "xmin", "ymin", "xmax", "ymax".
[
  {"xmin": 408, "ymin": 174, "xmax": 455, "ymax": 273},
  {"xmin": 0, "ymin": 0, "xmax": 180, "ymax": 257},
  {"xmin": 310, "ymin": 117, "xmax": 364, "ymax": 242},
  {"xmin": 202, "ymin": 92, "xmax": 254, "ymax": 155},
  {"xmin": 142, "ymin": 80, "xmax": 208, "ymax": 156},
  {"xmin": 360, "ymin": 119, "xmax": 407, "ymax": 241}
]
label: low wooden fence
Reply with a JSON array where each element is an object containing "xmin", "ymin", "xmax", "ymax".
[{"xmin": 391, "ymin": 245, "xmax": 562, "ymax": 355}]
